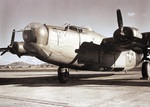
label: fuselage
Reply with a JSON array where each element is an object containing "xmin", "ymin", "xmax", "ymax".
[{"xmin": 23, "ymin": 23, "xmax": 143, "ymax": 71}]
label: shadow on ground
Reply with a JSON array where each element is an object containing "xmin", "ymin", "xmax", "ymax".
[{"xmin": 0, "ymin": 72, "xmax": 150, "ymax": 87}]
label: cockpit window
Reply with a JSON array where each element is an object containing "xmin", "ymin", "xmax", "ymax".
[
  {"xmin": 69, "ymin": 26, "xmax": 78, "ymax": 31},
  {"xmin": 65, "ymin": 24, "xmax": 93, "ymax": 33},
  {"xmin": 65, "ymin": 25, "xmax": 83, "ymax": 33}
]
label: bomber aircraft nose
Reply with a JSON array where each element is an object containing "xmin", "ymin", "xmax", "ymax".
[
  {"xmin": 23, "ymin": 22, "xmax": 49, "ymax": 46},
  {"xmin": 22, "ymin": 22, "xmax": 49, "ymax": 59},
  {"xmin": 23, "ymin": 22, "xmax": 41, "ymax": 43}
]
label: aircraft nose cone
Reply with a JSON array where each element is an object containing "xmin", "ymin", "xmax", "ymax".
[
  {"xmin": 23, "ymin": 22, "xmax": 43, "ymax": 43},
  {"xmin": 23, "ymin": 22, "xmax": 49, "ymax": 45}
]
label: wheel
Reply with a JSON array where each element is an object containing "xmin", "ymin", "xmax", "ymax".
[
  {"xmin": 141, "ymin": 61, "xmax": 150, "ymax": 79},
  {"xmin": 58, "ymin": 67, "xmax": 69, "ymax": 83}
]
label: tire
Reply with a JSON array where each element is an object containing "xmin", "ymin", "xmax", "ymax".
[
  {"xmin": 141, "ymin": 61, "xmax": 150, "ymax": 79},
  {"xmin": 58, "ymin": 67, "xmax": 69, "ymax": 83}
]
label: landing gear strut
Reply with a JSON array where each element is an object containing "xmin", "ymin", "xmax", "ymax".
[
  {"xmin": 58, "ymin": 67, "xmax": 69, "ymax": 83},
  {"xmin": 141, "ymin": 46, "xmax": 150, "ymax": 80}
]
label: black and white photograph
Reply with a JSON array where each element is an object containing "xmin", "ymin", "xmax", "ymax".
[{"xmin": 0, "ymin": 0, "xmax": 150, "ymax": 106}]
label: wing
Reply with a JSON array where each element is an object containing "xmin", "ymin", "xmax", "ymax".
[{"xmin": 100, "ymin": 37, "xmax": 144, "ymax": 54}]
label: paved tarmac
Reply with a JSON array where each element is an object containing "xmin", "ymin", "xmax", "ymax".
[{"xmin": 0, "ymin": 70, "xmax": 150, "ymax": 107}]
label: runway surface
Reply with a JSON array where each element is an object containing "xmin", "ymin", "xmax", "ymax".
[{"xmin": 0, "ymin": 69, "xmax": 150, "ymax": 107}]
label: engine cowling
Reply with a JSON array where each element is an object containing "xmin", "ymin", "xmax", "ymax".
[
  {"xmin": 11, "ymin": 42, "xmax": 27, "ymax": 57},
  {"xmin": 113, "ymin": 27, "xmax": 143, "ymax": 48}
]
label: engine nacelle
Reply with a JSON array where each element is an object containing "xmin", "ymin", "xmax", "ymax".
[
  {"xmin": 12, "ymin": 42, "xmax": 27, "ymax": 57},
  {"xmin": 113, "ymin": 27, "xmax": 143, "ymax": 48}
]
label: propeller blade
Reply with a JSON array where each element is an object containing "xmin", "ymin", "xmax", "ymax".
[
  {"xmin": 10, "ymin": 29, "xmax": 15, "ymax": 46},
  {"xmin": 0, "ymin": 29, "xmax": 18, "ymax": 56},
  {"xmin": 1, "ymin": 49, "xmax": 9, "ymax": 56},
  {"xmin": 15, "ymin": 29, "xmax": 25, "ymax": 32},
  {"xmin": 0, "ymin": 48, "xmax": 8, "ymax": 52},
  {"xmin": 117, "ymin": 9, "xmax": 123, "ymax": 32}
]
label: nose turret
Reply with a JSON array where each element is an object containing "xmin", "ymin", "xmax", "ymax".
[{"xmin": 23, "ymin": 22, "xmax": 49, "ymax": 46}]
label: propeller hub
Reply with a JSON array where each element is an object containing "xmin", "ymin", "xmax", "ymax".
[{"xmin": 113, "ymin": 27, "xmax": 134, "ymax": 47}]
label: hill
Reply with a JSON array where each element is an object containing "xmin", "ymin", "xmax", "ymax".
[{"xmin": 7, "ymin": 62, "xmax": 32, "ymax": 67}]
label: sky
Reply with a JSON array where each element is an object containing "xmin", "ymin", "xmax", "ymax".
[{"xmin": 0, "ymin": 0, "xmax": 150, "ymax": 65}]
